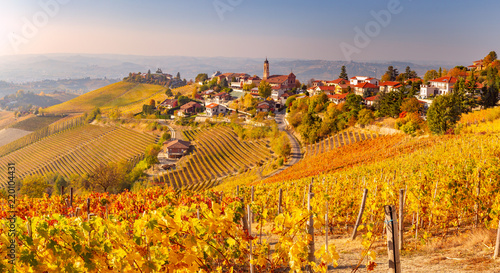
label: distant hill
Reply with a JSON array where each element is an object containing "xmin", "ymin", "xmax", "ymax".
[
  {"xmin": 0, "ymin": 54, "xmax": 460, "ymax": 84},
  {"xmin": 0, "ymin": 78, "xmax": 119, "ymax": 98},
  {"xmin": 44, "ymin": 82, "xmax": 167, "ymax": 114}
]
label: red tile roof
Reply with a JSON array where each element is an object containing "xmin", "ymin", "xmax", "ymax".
[
  {"xmin": 319, "ymin": 86, "xmax": 336, "ymax": 91},
  {"xmin": 166, "ymin": 139, "xmax": 191, "ymax": 149},
  {"xmin": 379, "ymin": 81, "xmax": 400, "ymax": 87},
  {"xmin": 180, "ymin": 101, "xmax": 202, "ymax": 109},
  {"xmin": 206, "ymin": 103, "xmax": 220, "ymax": 109},
  {"xmin": 364, "ymin": 95, "xmax": 379, "ymax": 101},
  {"xmin": 430, "ymin": 76, "xmax": 458, "ymax": 84},
  {"xmin": 328, "ymin": 93, "xmax": 349, "ymax": 100},
  {"xmin": 354, "ymin": 82, "xmax": 378, "ymax": 88}
]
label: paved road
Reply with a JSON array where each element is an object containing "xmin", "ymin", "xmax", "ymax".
[{"xmin": 263, "ymin": 110, "xmax": 302, "ymax": 178}]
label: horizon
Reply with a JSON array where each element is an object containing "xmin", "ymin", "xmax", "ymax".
[{"xmin": 1, "ymin": 0, "xmax": 499, "ymax": 63}]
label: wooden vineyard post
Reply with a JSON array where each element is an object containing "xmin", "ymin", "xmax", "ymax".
[
  {"xmin": 247, "ymin": 204, "xmax": 254, "ymax": 273},
  {"xmin": 399, "ymin": 189, "xmax": 405, "ymax": 250},
  {"xmin": 251, "ymin": 186, "xmax": 255, "ymax": 223},
  {"xmin": 325, "ymin": 201, "xmax": 329, "ymax": 264},
  {"xmin": 494, "ymin": 219, "xmax": 500, "ymax": 259},
  {"xmin": 475, "ymin": 169, "xmax": 481, "ymax": 228},
  {"xmin": 352, "ymin": 189, "xmax": 368, "ymax": 240},
  {"xmin": 87, "ymin": 198, "xmax": 91, "ymax": 217},
  {"xmin": 76, "ymin": 207, "xmax": 81, "ymax": 217},
  {"xmin": 307, "ymin": 182, "xmax": 315, "ymax": 266},
  {"xmin": 236, "ymin": 185, "xmax": 239, "ymax": 197},
  {"xmin": 385, "ymin": 205, "xmax": 401, "ymax": 273},
  {"xmin": 70, "ymin": 188, "xmax": 74, "ymax": 207},
  {"xmin": 278, "ymin": 188, "xmax": 283, "ymax": 215}
]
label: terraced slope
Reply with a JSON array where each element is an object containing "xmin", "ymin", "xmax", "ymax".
[
  {"xmin": 154, "ymin": 126, "xmax": 273, "ymax": 189},
  {"xmin": 44, "ymin": 82, "xmax": 167, "ymax": 114},
  {"xmin": 0, "ymin": 125, "xmax": 156, "ymax": 186},
  {"xmin": 305, "ymin": 130, "xmax": 379, "ymax": 157}
]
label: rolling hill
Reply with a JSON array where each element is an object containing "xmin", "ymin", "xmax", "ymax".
[{"xmin": 43, "ymin": 82, "xmax": 168, "ymax": 114}]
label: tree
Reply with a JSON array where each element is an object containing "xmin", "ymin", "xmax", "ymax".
[
  {"xmin": 382, "ymin": 66, "xmax": 399, "ymax": 81},
  {"xmin": 339, "ymin": 65, "xmax": 348, "ymax": 80},
  {"xmin": 243, "ymin": 83, "xmax": 256, "ymax": 91},
  {"xmin": 149, "ymin": 99, "xmax": 156, "ymax": 108},
  {"xmin": 423, "ymin": 69, "xmax": 439, "ymax": 83},
  {"xmin": 258, "ymin": 81, "xmax": 272, "ymax": 98},
  {"xmin": 480, "ymin": 85, "xmax": 499, "ymax": 108},
  {"xmin": 88, "ymin": 163, "xmax": 125, "ymax": 192},
  {"xmin": 484, "ymin": 51, "xmax": 498, "ymax": 66},
  {"xmin": 144, "ymin": 144, "xmax": 161, "ymax": 167},
  {"xmin": 344, "ymin": 94, "xmax": 363, "ymax": 116},
  {"xmin": 220, "ymin": 77, "xmax": 228, "ymax": 88},
  {"xmin": 20, "ymin": 175, "xmax": 49, "ymax": 198},
  {"xmin": 165, "ymin": 88, "xmax": 173, "ymax": 96},
  {"xmin": 195, "ymin": 73, "xmax": 208, "ymax": 83},
  {"xmin": 191, "ymin": 87, "xmax": 198, "ymax": 98},
  {"xmin": 400, "ymin": 97, "xmax": 423, "ymax": 114},
  {"xmin": 178, "ymin": 95, "xmax": 190, "ymax": 106},
  {"xmin": 357, "ymin": 109, "xmax": 375, "ymax": 126},
  {"xmin": 427, "ymin": 94, "xmax": 462, "ymax": 134},
  {"xmin": 108, "ymin": 107, "xmax": 122, "ymax": 120},
  {"xmin": 45, "ymin": 173, "xmax": 68, "ymax": 195}
]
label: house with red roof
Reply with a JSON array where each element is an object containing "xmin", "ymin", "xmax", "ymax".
[
  {"xmin": 165, "ymin": 139, "xmax": 191, "ymax": 159},
  {"xmin": 179, "ymin": 101, "xmax": 203, "ymax": 116},
  {"xmin": 213, "ymin": 92, "xmax": 232, "ymax": 104},
  {"xmin": 205, "ymin": 103, "xmax": 227, "ymax": 117},
  {"xmin": 308, "ymin": 85, "xmax": 336, "ymax": 96},
  {"xmin": 353, "ymin": 82, "xmax": 379, "ymax": 97},
  {"xmin": 468, "ymin": 59, "xmax": 485, "ymax": 71},
  {"xmin": 379, "ymin": 81, "xmax": 405, "ymax": 93},
  {"xmin": 159, "ymin": 98, "xmax": 178, "ymax": 109},
  {"xmin": 420, "ymin": 76, "xmax": 458, "ymax": 98},
  {"xmin": 327, "ymin": 93, "xmax": 348, "ymax": 104},
  {"xmin": 364, "ymin": 95, "xmax": 379, "ymax": 106},
  {"xmin": 256, "ymin": 100, "xmax": 275, "ymax": 113},
  {"xmin": 350, "ymin": 76, "xmax": 379, "ymax": 86}
]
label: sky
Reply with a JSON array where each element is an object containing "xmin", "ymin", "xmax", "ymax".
[{"xmin": 0, "ymin": 0, "xmax": 499, "ymax": 63}]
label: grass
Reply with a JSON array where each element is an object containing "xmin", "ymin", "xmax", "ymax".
[
  {"xmin": 44, "ymin": 82, "xmax": 167, "ymax": 114},
  {"xmin": 9, "ymin": 116, "xmax": 64, "ymax": 131}
]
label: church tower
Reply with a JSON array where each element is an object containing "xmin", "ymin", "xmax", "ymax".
[{"xmin": 263, "ymin": 58, "xmax": 269, "ymax": 80}]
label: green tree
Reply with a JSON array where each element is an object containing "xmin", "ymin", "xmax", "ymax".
[
  {"xmin": 195, "ymin": 73, "xmax": 208, "ymax": 83},
  {"xmin": 427, "ymin": 94, "xmax": 462, "ymax": 134},
  {"xmin": 88, "ymin": 163, "xmax": 125, "ymax": 192},
  {"xmin": 220, "ymin": 77, "xmax": 228, "ymax": 88},
  {"xmin": 344, "ymin": 94, "xmax": 363, "ymax": 115},
  {"xmin": 258, "ymin": 81, "xmax": 272, "ymax": 98},
  {"xmin": 178, "ymin": 95, "xmax": 190, "ymax": 106},
  {"xmin": 357, "ymin": 108, "xmax": 375, "ymax": 126},
  {"xmin": 144, "ymin": 144, "xmax": 162, "ymax": 167},
  {"xmin": 165, "ymin": 88, "xmax": 173, "ymax": 96},
  {"xmin": 20, "ymin": 175, "xmax": 49, "ymax": 198},
  {"xmin": 381, "ymin": 66, "xmax": 399, "ymax": 81},
  {"xmin": 339, "ymin": 65, "xmax": 348, "ymax": 80},
  {"xmin": 480, "ymin": 85, "xmax": 499, "ymax": 108},
  {"xmin": 108, "ymin": 107, "xmax": 122, "ymax": 120},
  {"xmin": 45, "ymin": 173, "xmax": 68, "ymax": 195},
  {"xmin": 400, "ymin": 97, "xmax": 423, "ymax": 114},
  {"xmin": 423, "ymin": 69, "xmax": 439, "ymax": 83}
]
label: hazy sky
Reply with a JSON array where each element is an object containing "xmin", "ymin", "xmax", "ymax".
[{"xmin": 1, "ymin": 0, "xmax": 498, "ymax": 62}]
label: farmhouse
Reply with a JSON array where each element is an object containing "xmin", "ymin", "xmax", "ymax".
[
  {"xmin": 179, "ymin": 101, "xmax": 203, "ymax": 116},
  {"xmin": 327, "ymin": 93, "xmax": 348, "ymax": 104},
  {"xmin": 159, "ymin": 98, "xmax": 178, "ymax": 109},
  {"xmin": 165, "ymin": 139, "xmax": 191, "ymax": 159},
  {"xmin": 206, "ymin": 103, "xmax": 227, "ymax": 117},
  {"xmin": 420, "ymin": 76, "xmax": 458, "ymax": 98}
]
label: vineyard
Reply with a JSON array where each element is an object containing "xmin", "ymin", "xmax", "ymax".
[
  {"xmin": 0, "ymin": 124, "xmax": 156, "ymax": 187},
  {"xmin": 304, "ymin": 129, "xmax": 379, "ymax": 157},
  {"xmin": 3, "ymin": 131, "xmax": 500, "ymax": 271},
  {"xmin": 153, "ymin": 126, "xmax": 273, "ymax": 189},
  {"xmin": 119, "ymin": 85, "xmax": 196, "ymax": 115},
  {"xmin": 0, "ymin": 115, "xmax": 86, "ymax": 158}
]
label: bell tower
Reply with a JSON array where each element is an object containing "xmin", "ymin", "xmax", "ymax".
[{"xmin": 263, "ymin": 58, "xmax": 269, "ymax": 80}]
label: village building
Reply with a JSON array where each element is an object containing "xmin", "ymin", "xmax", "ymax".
[
  {"xmin": 205, "ymin": 103, "xmax": 228, "ymax": 117},
  {"xmin": 179, "ymin": 101, "xmax": 203, "ymax": 116},
  {"xmin": 256, "ymin": 100, "xmax": 275, "ymax": 113},
  {"xmin": 420, "ymin": 76, "xmax": 458, "ymax": 98},
  {"xmin": 349, "ymin": 76, "xmax": 379, "ymax": 86},
  {"xmin": 327, "ymin": 93, "xmax": 348, "ymax": 104},
  {"xmin": 353, "ymin": 82, "xmax": 379, "ymax": 97},
  {"xmin": 158, "ymin": 98, "xmax": 178, "ymax": 109},
  {"xmin": 165, "ymin": 139, "xmax": 191, "ymax": 159}
]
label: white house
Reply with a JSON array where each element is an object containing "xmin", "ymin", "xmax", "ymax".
[
  {"xmin": 205, "ymin": 103, "xmax": 227, "ymax": 117},
  {"xmin": 350, "ymin": 76, "xmax": 379, "ymax": 86},
  {"xmin": 420, "ymin": 76, "xmax": 457, "ymax": 98},
  {"xmin": 271, "ymin": 86, "xmax": 286, "ymax": 101}
]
